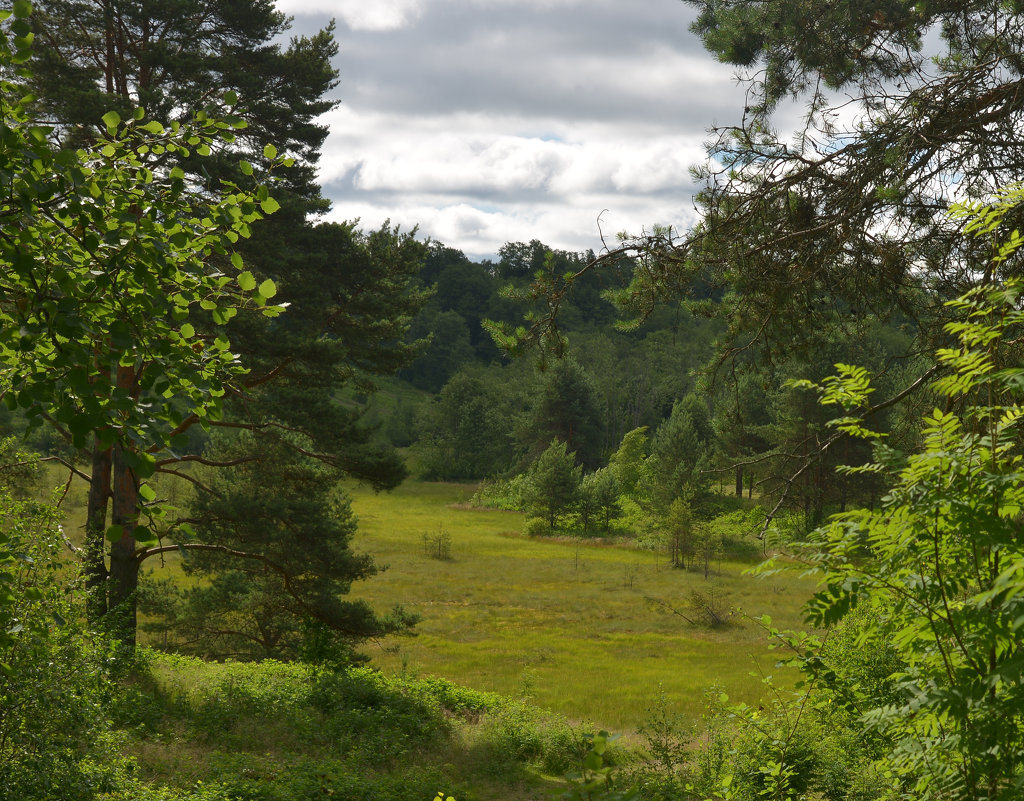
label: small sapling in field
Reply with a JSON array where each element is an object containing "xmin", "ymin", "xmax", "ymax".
[{"xmin": 422, "ymin": 527, "xmax": 453, "ymax": 560}]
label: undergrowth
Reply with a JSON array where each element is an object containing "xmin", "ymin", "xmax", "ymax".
[{"xmin": 109, "ymin": 649, "xmax": 580, "ymax": 801}]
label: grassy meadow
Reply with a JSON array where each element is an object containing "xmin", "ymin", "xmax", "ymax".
[
  {"xmin": 22, "ymin": 462, "xmax": 827, "ymax": 800},
  {"xmin": 44, "ymin": 461, "xmax": 817, "ymax": 733},
  {"xmin": 345, "ymin": 480, "xmax": 817, "ymax": 732}
]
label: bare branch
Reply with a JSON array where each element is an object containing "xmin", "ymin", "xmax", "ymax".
[{"xmin": 39, "ymin": 455, "xmax": 92, "ymax": 484}]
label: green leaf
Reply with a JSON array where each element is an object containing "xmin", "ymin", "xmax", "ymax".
[
  {"xmin": 105, "ymin": 525, "xmax": 125, "ymax": 543},
  {"xmin": 132, "ymin": 451, "xmax": 157, "ymax": 479},
  {"xmin": 224, "ymin": 90, "xmax": 238, "ymax": 105},
  {"xmin": 237, "ymin": 270, "xmax": 256, "ymax": 291},
  {"xmin": 12, "ymin": 0, "xmax": 31, "ymax": 18},
  {"xmin": 180, "ymin": 322, "xmax": 195, "ymax": 339},
  {"xmin": 263, "ymin": 143, "xmax": 277, "ymax": 159},
  {"xmin": 101, "ymin": 110, "xmax": 121, "ymax": 131},
  {"xmin": 260, "ymin": 196, "xmax": 280, "ymax": 215},
  {"xmin": 230, "ymin": 251, "xmax": 243, "ymax": 270},
  {"xmin": 258, "ymin": 278, "xmax": 277, "ymax": 298},
  {"xmin": 139, "ymin": 484, "xmax": 156, "ymax": 502},
  {"xmin": 132, "ymin": 525, "xmax": 157, "ymax": 545}
]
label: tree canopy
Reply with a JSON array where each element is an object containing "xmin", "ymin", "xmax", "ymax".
[
  {"xmin": 488, "ymin": 0, "xmax": 1024, "ymax": 386},
  {"xmin": 25, "ymin": 0, "xmax": 338, "ymax": 210},
  {"xmin": 0, "ymin": 5, "xmax": 292, "ymax": 639},
  {"xmin": 619, "ymin": 0, "xmax": 1024, "ymax": 362},
  {"xmin": 726, "ymin": 187, "xmax": 1024, "ymax": 801},
  {"xmin": 5, "ymin": 0, "xmax": 429, "ymax": 650}
]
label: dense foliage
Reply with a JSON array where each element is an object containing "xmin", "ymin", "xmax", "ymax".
[
  {"xmin": 0, "ymin": 490, "xmax": 127, "ymax": 801},
  {"xmin": 2, "ymin": 0, "xmax": 429, "ymax": 653},
  {"xmin": 0, "ymin": 0, "xmax": 290, "ymax": 643}
]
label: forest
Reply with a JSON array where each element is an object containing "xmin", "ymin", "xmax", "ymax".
[{"xmin": 2, "ymin": 1, "xmax": 1024, "ymax": 800}]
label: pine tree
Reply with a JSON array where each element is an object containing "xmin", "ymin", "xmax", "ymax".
[
  {"xmin": 144, "ymin": 429, "xmax": 415, "ymax": 661},
  {"xmin": 523, "ymin": 440, "xmax": 582, "ymax": 529},
  {"xmin": 645, "ymin": 394, "xmax": 715, "ymax": 510},
  {"xmin": 26, "ymin": 0, "xmax": 337, "ymax": 209},
  {"xmin": 17, "ymin": 1, "xmax": 429, "ymax": 644},
  {"xmin": 618, "ymin": 0, "xmax": 1024, "ymax": 368},
  {"xmin": 528, "ymin": 359, "xmax": 606, "ymax": 471}
]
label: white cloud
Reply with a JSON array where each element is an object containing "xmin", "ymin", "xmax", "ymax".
[
  {"xmin": 322, "ymin": 190, "xmax": 700, "ymax": 261},
  {"xmin": 321, "ymin": 106, "xmax": 706, "ymax": 187},
  {"xmin": 276, "ymin": 0, "xmax": 424, "ymax": 31},
  {"xmin": 281, "ymin": 0, "xmax": 749, "ymax": 257}
]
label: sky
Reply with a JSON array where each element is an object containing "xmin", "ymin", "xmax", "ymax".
[{"xmin": 274, "ymin": 0, "xmax": 749, "ymax": 262}]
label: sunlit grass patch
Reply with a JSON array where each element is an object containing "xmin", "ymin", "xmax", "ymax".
[{"xmin": 347, "ymin": 480, "xmax": 816, "ymax": 731}]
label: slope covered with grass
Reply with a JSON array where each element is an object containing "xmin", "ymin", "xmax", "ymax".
[{"xmin": 111, "ymin": 650, "xmax": 580, "ymax": 801}]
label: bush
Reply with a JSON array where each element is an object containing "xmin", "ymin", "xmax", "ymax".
[
  {"xmin": 469, "ymin": 474, "xmax": 529, "ymax": 510},
  {"xmin": 0, "ymin": 492, "xmax": 128, "ymax": 801},
  {"xmin": 466, "ymin": 698, "xmax": 580, "ymax": 779},
  {"xmin": 523, "ymin": 517, "xmax": 549, "ymax": 536},
  {"xmin": 204, "ymin": 754, "xmax": 445, "ymax": 801}
]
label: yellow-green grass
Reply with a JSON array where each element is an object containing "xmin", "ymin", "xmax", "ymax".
[
  {"xmin": 42, "ymin": 459, "xmax": 817, "ymax": 733},
  {"xmin": 347, "ymin": 480, "xmax": 817, "ymax": 733}
]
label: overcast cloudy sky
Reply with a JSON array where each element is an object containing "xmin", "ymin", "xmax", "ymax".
[{"xmin": 274, "ymin": 0, "xmax": 748, "ymax": 261}]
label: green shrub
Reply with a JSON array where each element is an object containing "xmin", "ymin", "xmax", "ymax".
[
  {"xmin": 406, "ymin": 676, "xmax": 502, "ymax": 717},
  {"xmin": 469, "ymin": 475, "xmax": 528, "ymax": 510},
  {"xmin": 523, "ymin": 516, "xmax": 549, "ymax": 536},
  {"xmin": 0, "ymin": 491, "xmax": 129, "ymax": 801},
  {"xmin": 468, "ymin": 698, "xmax": 579, "ymax": 778},
  {"xmin": 93, "ymin": 778, "xmax": 237, "ymax": 801},
  {"xmin": 206, "ymin": 754, "xmax": 445, "ymax": 801},
  {"xmin": 188, "ymin": 661, "xmax": 314, "ymax": 744}
]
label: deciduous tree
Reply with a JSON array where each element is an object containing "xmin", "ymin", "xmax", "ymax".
[
  {"xmin": 415, "ymin": 370, "xmax": 517, "ymax": 481},
  {"xmin": 717, "ymin": 188, "xmax": 1024, "ymax": 801},
  {"xmin": 0, "ymin": 47, "xmax": 285, "ymax": 642},
  {"xmin": 12, "ymin": 0, "xmax": 430, "ymax": 647}
]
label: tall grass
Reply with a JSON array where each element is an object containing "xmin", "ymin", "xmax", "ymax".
[
  {"xmin": 346, "ymin": 481, "xmax": 815, "ymax": 731},
  {"xmin": 44, "ymin": 458, "xmax": 813, "ymax": 732}
]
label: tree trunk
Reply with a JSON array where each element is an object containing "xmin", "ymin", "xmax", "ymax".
[
  {"xmin": 103, "ymin": 0, "xmax": 115, "ymax": 94},
  {"xmin": 107, "ymin": 441, "xmax": 140, "ymax": 648},
  {"xmin": 84, "ymin": 439, "xmax": 112, "ymax": 624},
  {"xmin": 735, "ymin": 464, "xmax": 743, "ymax": 497},
  {"xmin": 106, "ymin": 363, "xmax": 142, "ymax": 648}
]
